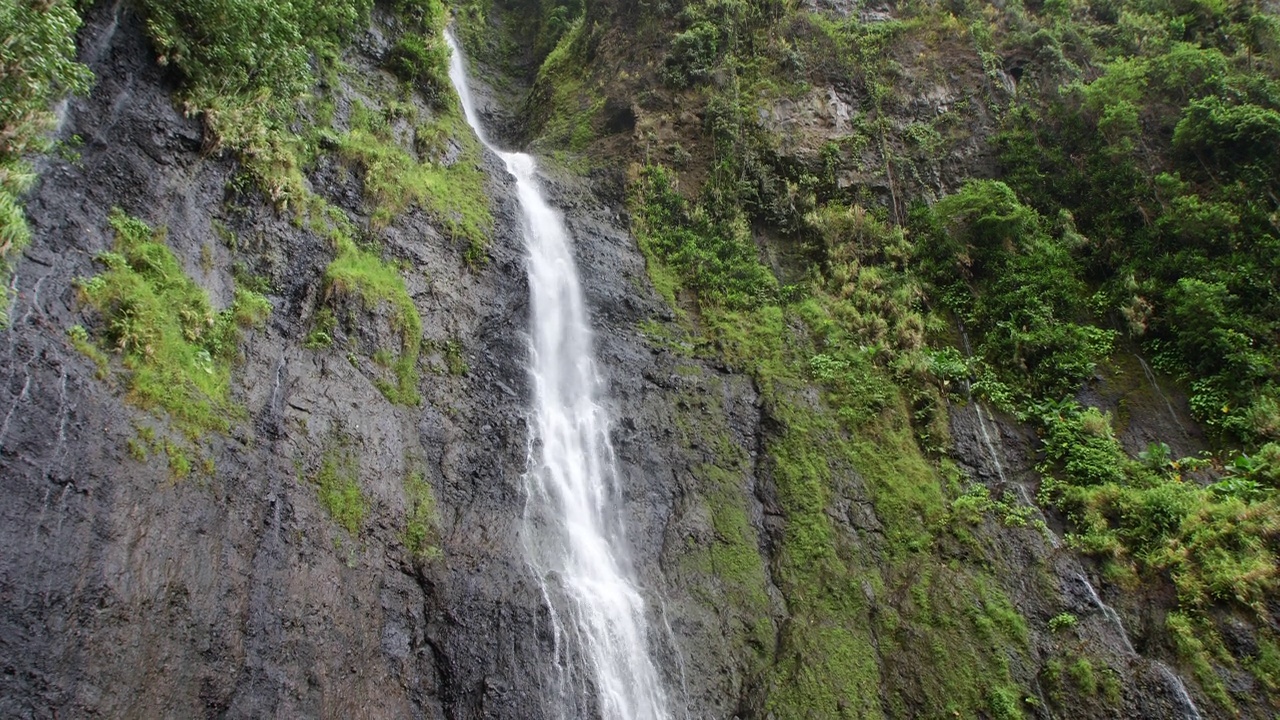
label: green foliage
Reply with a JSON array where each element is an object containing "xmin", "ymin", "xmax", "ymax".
[
  {"xmin": 916, "ymin": 181, "xmax": 1115, "ymax": 402},
  {"xmin": 1167, "ymin": 611, "xmax": 1234, "ymax": 709},
  {"xmin": 403, "ymin": 468, "xmax": 441, "ymax": 559},
  {"xmin": 383, "ymin": 0, "xmax": 451, "ymax": 107},
  {"xmin": 75, "ymin": 210, "xmax": 268, "ymax": 436},
  {"xmin": 1068, "ymin": 657, "xmax": 1096, "ymax": 695},
  {"xmin": 1048, "ymin": 612, "xmax": 1078, "ymax": 632},
  {"xmin": 335, "ymin": 102, "xmax": 492, "ymax": 251},
  {"xmin": 525, "ymin": 16, "xmax": 604, "ymax": 152},
  {"xmin": 633, "ymin": 156, "xmax": 1030, "ymax": 718},
  {"xmin": 0, "ymin": 0, "xmax": 92, "ymax": 320},
  {"xmin": 304, "ymin": 307, "xmax": 336, "ymax": 349},
  {"xmin": 986, "ymin": 685, "xmax": 1023, "ymax": 720},
  {"xmin": 135, "ymin": 0, "xmax": 372, "ymax": 205},
  {"xmin": 324, "ymin": 233, "xmax": 423, "ymax": 406},
  {"xmin": 140, "ymin": 0, "xmax": 370, "ymax": 98},
  {"xmin": 994, "ymin": 9, "xmax": 1280, "ymax": 445},
  {"xmin": 1038, "ymin": 401, "xmax": 1280, "ymax": 616},
  {"xmin": 633, "ymin": 164, "xmax": 778, "ymax": 310},
  {"xmin": 386, "ymin": 33, "xmax": 452, "ymax": 107},
  {"xmin": 313, "ymin": 441, "xmax": 366, "ymax": 535},
  {"xmin": 67, "ymin": 324, "xmax": 109, "ymax": 378}
]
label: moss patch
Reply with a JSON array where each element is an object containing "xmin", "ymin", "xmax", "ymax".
[{"xmin": 74, "ymin": 210, "xmax": 268, "ymax": 437}]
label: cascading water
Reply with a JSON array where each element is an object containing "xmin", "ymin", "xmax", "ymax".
[{"xmin": 445, "ymin": 31, "xmax": 671, "ymax": 720}]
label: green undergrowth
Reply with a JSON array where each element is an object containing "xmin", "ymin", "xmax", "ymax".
[
  {"xmin": 312, "ymin": 438, "xmax": 366, "ymax": 535},
  {"xmin": 1036, "ymin": 400, "xmax": 1280, "ymax": 707},
  {"xmin": 984, "ymin": 0, "xmax": 1280, "ymax": 446},
  {"xmin": 914, "ymin": 170, "xmax": 1280, "ymax": 708},
  {"xmin": 632, "ymin": 163, "xmax": 1033, "ymax": 718},
  {"xmin": 0, "ymin": 1, "xmax": 92, "ymax": 323},
  {"xmin": 324, "ymin": 228, "xmax": 423, "ymax": 406},
  {"xmin": 1041, "ymin": 653, "xmax": 1123, "ymax": 710},
  {"xmin": 525, "ymin": 16, "xmax": 604, "ymax": 153},
  {"xmin": 668, "ymin": 372, "xmax": 774, "ymax": 660},
  {"xmin": 403, "ymin": 467, "xmax": 441, "ymax": 559},
  {"xmin": 135, "ymin": 0, "xmax": 373, "ymax": 206},
  {"xmin": 125, "ymin": 423, "xmax": 216, "ymax": 481},
  {"xmin": 73, "ymin": 210, "xmax": 268, "ymax": 437},
  {"xmin": 333, "ymin": 98, "xmax": 491, "ymax": 260}
]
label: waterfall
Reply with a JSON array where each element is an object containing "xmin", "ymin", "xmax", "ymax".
[{"xmin": 445, "ymin": 31, "xmax": 671, "ymax": 720}]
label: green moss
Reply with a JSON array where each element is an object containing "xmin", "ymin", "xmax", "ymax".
[
  {"xmin": 403, "ymin": 468, "xmax": 441, "ymax": 559},
  {"xmin": 669, "ymin": 372, "xmax": 774, "ymax": 657},
  {"xmin": 1167, "ymin": 611, "xmax": 1234, "ymax": 711},
  {"xmin": 1249, "ymin": 633, "xmax": 1280, "ymax": 693},
  {"xmin": 630, "ymin": 148, "xmax": 1038, "ymax": 715},
  {"xmin": 67, "ymin": 324, "xmax": 110, "ymax": 379},
  {"xmin": 526, "ymin": 17, "xmax": 603, "ymax": 153},
  {"xmin": 313, "ymin": 442, "xmax": 366, "ymax": 535},
  {"xmin": 164, "ymin": 439, "xmax": 192, "ymax": 480},
  {"xmin": 75, "ymin": 210, "xmax": 268, "ymax": 436},
  {"xmin": 324, "ymin": 234, "xmax": 422, "ymax": 406},
  {"xmin": 1068, "ymin": 657, "xmax": 1097, "ymax": 695},
  {"xmin": 335, "ymin": 102, "xmax": 492, "ymax": 255}
]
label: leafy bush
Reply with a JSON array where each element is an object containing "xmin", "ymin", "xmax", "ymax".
[
  {"xmin": 1038, "ymin": 400, "xmax": 1280, "ymax": 616},
  {"xmin": 386, "ymin": 33, "xmax": 452, "ymax": 106},
  {"xmin": 1048, "ymin": 612, "xmax": 1078, "ymax": 632},
  {"xmin": 0, "ymin": 0, "xmax": 92, "ymax": 318},
  {"xmin": 634, "ymin": 164, "xmax": 778, "ymax": 310},
  {"xmin": 135, "ymin": 0, "xmax": 372, "ymax": 204},
  {"xmin": 74, "ymin": 210, "xmax": 268, "ymax": 435},
  {"xmin": 917, "ymin": 181, "xmax": 1114, "ymax": 401}
]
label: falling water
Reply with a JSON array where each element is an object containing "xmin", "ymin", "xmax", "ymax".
[
  {"xmin": 1156, "ymin": 661, "xmax": 1206, "ymax": 720},
  {"xmin": 1073, "ymin": 572, "xmax": 1137, "ymax": 656},
  {"xmin": 1135, "ymin": 354, "xmax": 1186, "ymax": 432},
  {"xmin": 973, "ymin": 403, "xmax": 1009, "ymax": 486},
  {"xmin": 446, "ymin": 31, "xmax": 670, "ymax": 720}
]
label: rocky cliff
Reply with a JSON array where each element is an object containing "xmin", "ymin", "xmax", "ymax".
[{"xmin": 2, "ymin": 0, "xmax": 1277, "ymax": 718}]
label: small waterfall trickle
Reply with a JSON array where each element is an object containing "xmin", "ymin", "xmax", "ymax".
[
  {"xmin": 1135, "ymin": 354, "xmax": 1186, "ymax": 433},
  {"xmin": 446, "ymin": 31, "xmax": 671, "ymax": 720},
  {"xmin": 958, "ymin": 327, "xmax": 1202, "ymax": 718},
  {"xmin": 1073, "ymin": 572, "xmax": 1136, "ymax": 656}
]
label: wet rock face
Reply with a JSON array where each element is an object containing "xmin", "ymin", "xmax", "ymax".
[
  {"xmin": 949, "ymin": 399, "xmax": 1221, "ymax": 720},
  {"xmin": 1, "ymin": 4, "xmax": 1250, "ymax": 720},
  {"xmin": 0, "ymin": 5, "xmax": 556, "ymax": 718},
  {"xmin": 0, "ymin": 5, "xmax": 765, "ymax": 718}
]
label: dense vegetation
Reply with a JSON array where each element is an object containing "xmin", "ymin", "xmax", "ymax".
[
  {"xmin": 73, "ymin": 210, "xmax": 269, "ymax": 436},
  {"xmin": 0, "ymin": 0, "xmax": 91, "ymax": 322},
  {"xmin": 544, "ymin": 0, "xmax": 1280, "ymax": 713},
  {"xmin": 7, "ymin": 0, "xmax": 1280, "ymax": 714}
]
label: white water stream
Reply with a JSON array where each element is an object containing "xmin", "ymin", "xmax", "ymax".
[{"xmin": 446, "ymin": 32, "xmax": 671, "ymax": 720}]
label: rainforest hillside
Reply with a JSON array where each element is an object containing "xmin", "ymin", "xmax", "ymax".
[{"xmin": 2, "ymin": 0, "xmax": 1279, "ymax": 717}]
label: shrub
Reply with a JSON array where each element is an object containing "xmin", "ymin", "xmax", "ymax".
[
  {"xmin": 74, "ymin": 210, "xmax": 268, "ymax": 436},
  {"xmin": 0, "ymin": 0, "xmax": 92, "ymax": 319},
  {"xmin": 386, "ymin": 33, "xmax": 451, "ymax": 106},
  {"xmin": 1048, "ymin": 612, "xmax": 1078, "ymax": 632},
  {"xmin": 314, "ymin": 442, "xmax": 366, "ymax": 534}
]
